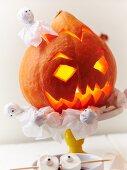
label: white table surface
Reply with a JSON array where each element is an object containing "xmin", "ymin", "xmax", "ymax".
[{"xmin": 0, "ymin": 134, "xmax": 126, "ymax": 170}]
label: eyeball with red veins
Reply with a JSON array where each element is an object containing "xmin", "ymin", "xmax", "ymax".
[
  {"xmin": 4, "ymin": 103, "xmax": 24, "ymax": 118},
  {"xmin": 80, "ymin": 109, "xmax": 97, "ymax": 125},
  {"xmin": 60, "ymin": 153, "xmax": 81, "ymax": 170},
  {"xmin": 17, "ymin": 7, "xmax": 34, "ymax": 24},
  {"xmin": 37, "ymin": 155, "xmax": 59, "ymax": 170}
]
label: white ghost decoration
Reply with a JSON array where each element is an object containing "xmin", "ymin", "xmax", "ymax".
[
  {"xmin": 17, "ymin": 7, "xmax": 58, "ymax": 47},
  {"xmin": 4, "ymin": 103, "xmax": 63, "ymax": 141},
  {"xmin": 4, "ymin": 103, "xmax": 24, "ymax": 118},
  {"xmin": 80, "ymin": 109, "xmax": 97, "ymax": 125},
  {"xmin": 17, "ymin": 7, "xmax": 34, "ymax": 24}
]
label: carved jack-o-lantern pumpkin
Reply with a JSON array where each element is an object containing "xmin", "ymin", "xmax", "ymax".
[{"xmin": 19, "ymin": 11, "xmax": 117, "ymax": 112}]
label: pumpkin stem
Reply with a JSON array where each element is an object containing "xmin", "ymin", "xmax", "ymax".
[
  {"xmin": 64, "ymin": 129, "xmax": 86, "ymax": 153},
  {"xmin": 55, "ymin": 10, "xmax": 63, "ymax": 18},
  {"xmin": 100, "ymin": 33, "xmax": 109, "ymax": 42}
]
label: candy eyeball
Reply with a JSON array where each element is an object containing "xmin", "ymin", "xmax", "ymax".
[
  {"xmin": 38, "ymin": 155, "xmax": 59, "ymax": 170},
  {"xmin": 80, "ymin": 109, "xmax": 97, "ymax": 124},
  {"xmin": 66, "ymin": 155, "xmax": 74, "ymax": 162},
  {"xmin": 60, "ymin": 153, "xmax": 81, "ymax": 170},
  {"xmin": 4, "ymin": 103, "xmax": 21, "ymax": 118},
  {"xmin": 45, "ymin": 157, "xmax": 54, "ymax": 166},
  {"xmin": 17, "ymin": 7, "xmax": 34, "ymax": 24}
]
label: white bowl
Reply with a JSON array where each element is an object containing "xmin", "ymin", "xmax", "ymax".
[{"xmin": 77, "ymin": 153, "xmax": 104, "ymax": 170}]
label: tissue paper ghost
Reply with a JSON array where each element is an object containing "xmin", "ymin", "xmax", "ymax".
[{"xmin": 17, "ymin": 7, "xmax": 58, "ymax": 47}]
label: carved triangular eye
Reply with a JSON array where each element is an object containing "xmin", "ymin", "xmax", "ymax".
[
  {"xmin": 94, "ymin": 56, "xmax": 108, "ymax": 74},
  {"xmin": 52, "ymin": 52, "xmax": 72, "ymax": 60},
  {"xmin": 53, "ymin": 64, "xmax": 77, "ymax": 82}
]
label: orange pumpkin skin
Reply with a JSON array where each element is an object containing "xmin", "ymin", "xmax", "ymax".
[{"xmin": 19, "ymin": 11, "xmax": 117, "ymax": 112}]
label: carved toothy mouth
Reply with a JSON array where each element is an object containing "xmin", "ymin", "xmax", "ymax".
[{"xmin": 45, "ymin": 82, "xmax": 111, "ymax": 111}]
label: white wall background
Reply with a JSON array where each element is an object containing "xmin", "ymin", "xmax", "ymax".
[{"xmin": 0, "ymin": 0, "xmax": 127, "ymax": 144}]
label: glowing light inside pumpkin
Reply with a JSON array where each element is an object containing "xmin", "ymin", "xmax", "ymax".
[
  {"xmin": 42, "ymin": 34, "xmax": 57, "ymax": 43},
  {"xmin": 61, "ymin": 30, "xmax": 81, "ymax": 41},
  {"xmin": 61, "ymin": 27, "xmax": 92, "ymax": 42},
  {"xmin": 53, "ymin": 64, "xmax": 77, "ymax": 82},
  {"xmin": 44, "ymin": 30, "xmax": 112, "ymax": 111},
  {"xmin": 53, "ymin": 52, "xmax": 72, "ymax": 60},
  {"xmin": 45, "ymin": 82, "xmax": 112, "ymax": 110},
  {"xmin": 94, "ymin": 56, "xmax": 108, "ymax": 74}
]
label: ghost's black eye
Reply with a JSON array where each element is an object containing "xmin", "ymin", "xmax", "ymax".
[
  {"xmin": 11, "ymin": 110, "xmax": 14, "ymax": 112},
  {"xmin": 10, "ymin": 115, "xmax": 12, "ymax": 117},
  {"xmin": 25, "ymin": 11, "xmax": 28, "ymax": 13},
  {"xmin": 29, "ymin": 10, "xmax": 30, "ymax": 12}
]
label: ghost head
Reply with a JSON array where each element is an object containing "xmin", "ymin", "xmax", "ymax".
[
  {"xmin": 80, "ymin": 109, "xmax": 97, "ymax": 124},
  {"xmin": 4, "ymin": 103, "xmax": 23, "ymax": 118},
  {"xmin": 17, "ymin": 7, "xmax": 34, "ymax": 24}
]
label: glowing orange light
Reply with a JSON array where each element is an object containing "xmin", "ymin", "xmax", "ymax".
[
  {"xmin": 53, "ymin": 64, "xmax": 77, "ymax": 82},
  {"xmin": 61, "ymin": 30, "xmax": 81, "ymax": 41},
  {"xmin": 53, "ymin": 52, "xmax": 72, "ymax": 60},
  {"xmin": 42, "ymin": 34, "xmax": 58, "ymax": 43},
  {"xmin": 45, "ymin": 82, "xmax": 112, "ymax": 111},
  {"xmin": 94, "ymin": 56, "xmax": 108, "ymax": 74},
  {"xmin": 44, "ymin": 31, "xmax": 111, "ymax": 111},
  {"xmin": 61, "ymin": 27, "xmax": 92, "ymax": 42}
]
